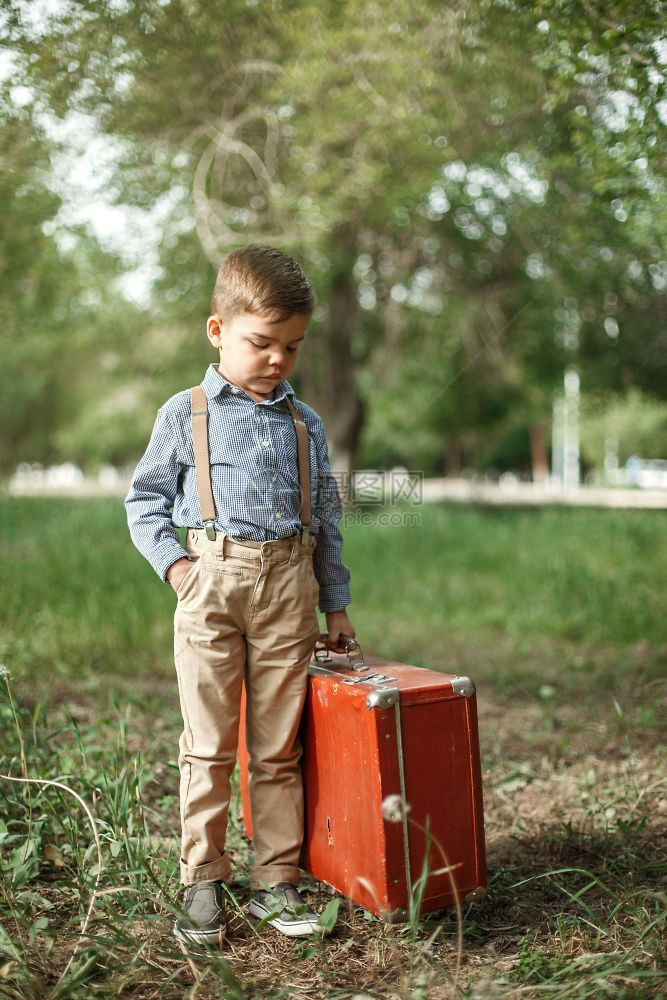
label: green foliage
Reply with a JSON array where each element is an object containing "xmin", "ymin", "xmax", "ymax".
[
  {"xmin": 317, "ymin": 896, "xmax": 340, "ymax": 934},
  {"xmin": 516, "ymin": 932, "xmax": 571, "ymax": 983},
  {"xmin": 1, "ymin": 0, "xmax": 666, "ymax": 475},
  {"xmin": 0, "ymin": 97, "xmax": 74, "ymax": 475},
  {"xmin": 580, "ymin": 388, "xmax": 667, "ymax": 473},
  {"xmin": 0, "ymin": 76, "xmax": 149, "ymax": 476}
]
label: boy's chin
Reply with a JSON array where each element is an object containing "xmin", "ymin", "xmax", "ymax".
[
  {"xmin": 250, "ymin": 380, "xmax": 279, "ymax": 398},
  {"xmin": 254, "ymin": 377, "xmax": 282, "ymax": 390}
]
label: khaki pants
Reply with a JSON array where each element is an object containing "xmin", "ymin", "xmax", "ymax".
[{"xmin": 173, "ymin": 528, "xmax": 320, "ymax": 889}]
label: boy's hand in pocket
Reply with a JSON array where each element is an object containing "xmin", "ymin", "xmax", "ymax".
[{"xmin": 167, "ymin": 557, "xmax": 195, "ymax": 593}]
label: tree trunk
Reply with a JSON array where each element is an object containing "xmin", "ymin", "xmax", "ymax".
[
  {"xmin": 300, "ymin": 223, "xmax": 364, "ymax": 478},
  {"xmin": 445, "ymin": 439, "xmax": 462, "ymax": 478},
  {"xmin": 529, "ymin": 422, "xmax": 550, "ymax": 483}
]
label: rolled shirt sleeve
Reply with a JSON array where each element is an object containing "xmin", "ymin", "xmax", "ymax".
[
  {"xmin": 123, "ymin": 406, "xmax": 189, "ymax": 583},
  {"xmin": 310, "ymin": 416, "xmax": 352, "ymax": 613}
]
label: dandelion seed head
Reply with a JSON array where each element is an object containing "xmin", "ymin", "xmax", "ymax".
[
  {"xmin": 382, "ymin": 794, "xmax": 411, "ymax": 823},
  {"xmin": 0, "ymin": 663, "xmax": 10, "ymax": 678}
]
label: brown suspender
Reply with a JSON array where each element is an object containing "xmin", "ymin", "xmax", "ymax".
[
  {"xmin": 189, "ymin": 385, "xmax": 312, "ymax": 545},
  {"xmin": 284, "ymin": 395, "xmax": 312, "ymax": 543},
  {"xmin": 190, "ymin": 386, "xmax": 217, "ymax": 539}
]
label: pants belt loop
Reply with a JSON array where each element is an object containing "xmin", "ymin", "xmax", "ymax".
[
  {"xmin": 217, "ymin": 533, "xmax": 227, "ymax": 561},
  {"xmin": 288, "ymin": 539, "xmax": 299, "ymax": 565}
]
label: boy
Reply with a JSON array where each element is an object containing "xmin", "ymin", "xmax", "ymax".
[{"xmin": 124, "ymin": 244, "xmax": 355, "ymax": 944}]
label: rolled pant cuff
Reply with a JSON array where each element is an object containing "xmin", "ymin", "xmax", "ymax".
[
  {"xmin": 180, "ymin": 855, "xmax": 232, "ymax": 886},
  {"xmin": 250, "ymin": 865, "xmax": 302, "ymax": 890}
]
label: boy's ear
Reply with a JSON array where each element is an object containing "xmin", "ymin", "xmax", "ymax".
[{"xmin": 206, "ymin": 315, "xmax": 224, "ymax": 347}]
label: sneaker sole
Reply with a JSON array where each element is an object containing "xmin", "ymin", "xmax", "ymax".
[
  {"xmin": 173, "ymin": 921, "xmax": 226, "ymax": 946},
  {"xmin": 248, "ymin": 899, "xmax": 325, "ymax": 937}
]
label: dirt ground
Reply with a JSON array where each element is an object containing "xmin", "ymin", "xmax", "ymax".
[{"xmin": 6, "ymin": 678, "xmax": 665, "ymax": 999}]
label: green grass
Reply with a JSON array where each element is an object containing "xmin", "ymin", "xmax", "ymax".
[
  {"xmin": 2, "ymin": 497, "xmax": 665, "ymax": 699},
  {"xmin": 1, "ymin": 496, "xmax": 665, "ymax": 997}
]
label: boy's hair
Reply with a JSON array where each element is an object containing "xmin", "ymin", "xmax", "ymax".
[{"xmin": 211, "ymin": 244, "xmax": 315, "ymax": 322}]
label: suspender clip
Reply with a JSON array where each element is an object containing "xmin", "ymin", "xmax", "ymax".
[
  {"xmin": 203, "ymin": 520, "xmax": 216, "ymax": 541},
  {"xmin": 300, "ymin": 525, "xmax": 310, "ymax": 545}
]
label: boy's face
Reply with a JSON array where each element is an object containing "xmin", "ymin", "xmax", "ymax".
[{"xmin": 206, "ymin": 311, "xmax": 310, "ymax": 402}]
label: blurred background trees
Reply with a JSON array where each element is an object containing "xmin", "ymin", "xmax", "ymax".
[{"xmin": 1, "ymin": 0, "xmax": 665, "ymax": 478}]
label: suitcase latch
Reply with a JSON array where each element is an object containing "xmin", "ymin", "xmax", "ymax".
[{"xmin": 341, "ymin": 672, "xmax": 396, "ymax": 686}]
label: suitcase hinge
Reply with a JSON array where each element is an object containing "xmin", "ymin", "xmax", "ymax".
[{"xmin": 451, "ymin": 675, "xmax": 476, "ymax": 698}]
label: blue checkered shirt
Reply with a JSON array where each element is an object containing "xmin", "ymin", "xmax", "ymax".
[{"xmin": 123, "ymin": 363, "xmax": 351, "ymax": 613}]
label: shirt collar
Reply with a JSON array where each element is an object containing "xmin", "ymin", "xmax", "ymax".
[{"xmin": 201, "ymin": 363, "xmax": 295, "ymax": 405}]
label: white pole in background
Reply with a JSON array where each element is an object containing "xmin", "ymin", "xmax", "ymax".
[
  {"xmin": 563, "ymin": 367, "xmax": 580, "ymax": 488},
  {"xmin": 551, "ymin": 397, "xmax": 565, "ymax": 486},
  {"xmin": 551, "ymin": 368, "xmax": 580, "ymax": 488}
]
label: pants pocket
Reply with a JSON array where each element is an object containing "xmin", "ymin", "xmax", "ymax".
[
  {"xmin": 175, "ymin": 556, "xmax": 202, "ymax": 599},
  {"xmin": 201, "ymin": 554, "xmax": 244, "ymax": 579}
]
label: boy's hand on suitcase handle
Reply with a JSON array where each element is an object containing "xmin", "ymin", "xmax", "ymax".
[{"xmin": 324, "ymin": 610, "xmax": 356, "ymax": 654}]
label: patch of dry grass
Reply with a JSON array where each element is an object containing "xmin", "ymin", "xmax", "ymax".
[
  {"xmin": 1, "ymin": 672, "xmax": 664, "ymax": 999},
  {"xmin": 2, "ymin": 500, "xmax": 665, "ymax": 995}
]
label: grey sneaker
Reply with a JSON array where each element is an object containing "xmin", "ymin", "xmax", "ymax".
[
  {"xmin": 173, "ymin": 879, "xmax": 227, "ymax": 945},
  {"xmin": 248, "ymin": 882, "xmax": 323, "ymax": 937}
]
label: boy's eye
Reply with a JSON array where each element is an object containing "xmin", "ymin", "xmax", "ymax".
[{"xmin": 250, "ymin": 342, "xmax": 297, "ymax": 353}]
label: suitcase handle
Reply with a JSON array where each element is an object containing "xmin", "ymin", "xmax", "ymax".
[{"xmin": 313, "ymin": 632, "xmax": 366, "ymax": 671}]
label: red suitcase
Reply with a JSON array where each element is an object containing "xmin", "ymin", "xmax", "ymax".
[{"xmin": 237, "ymin": 638, "xmax": 487, "ymax": 920}]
